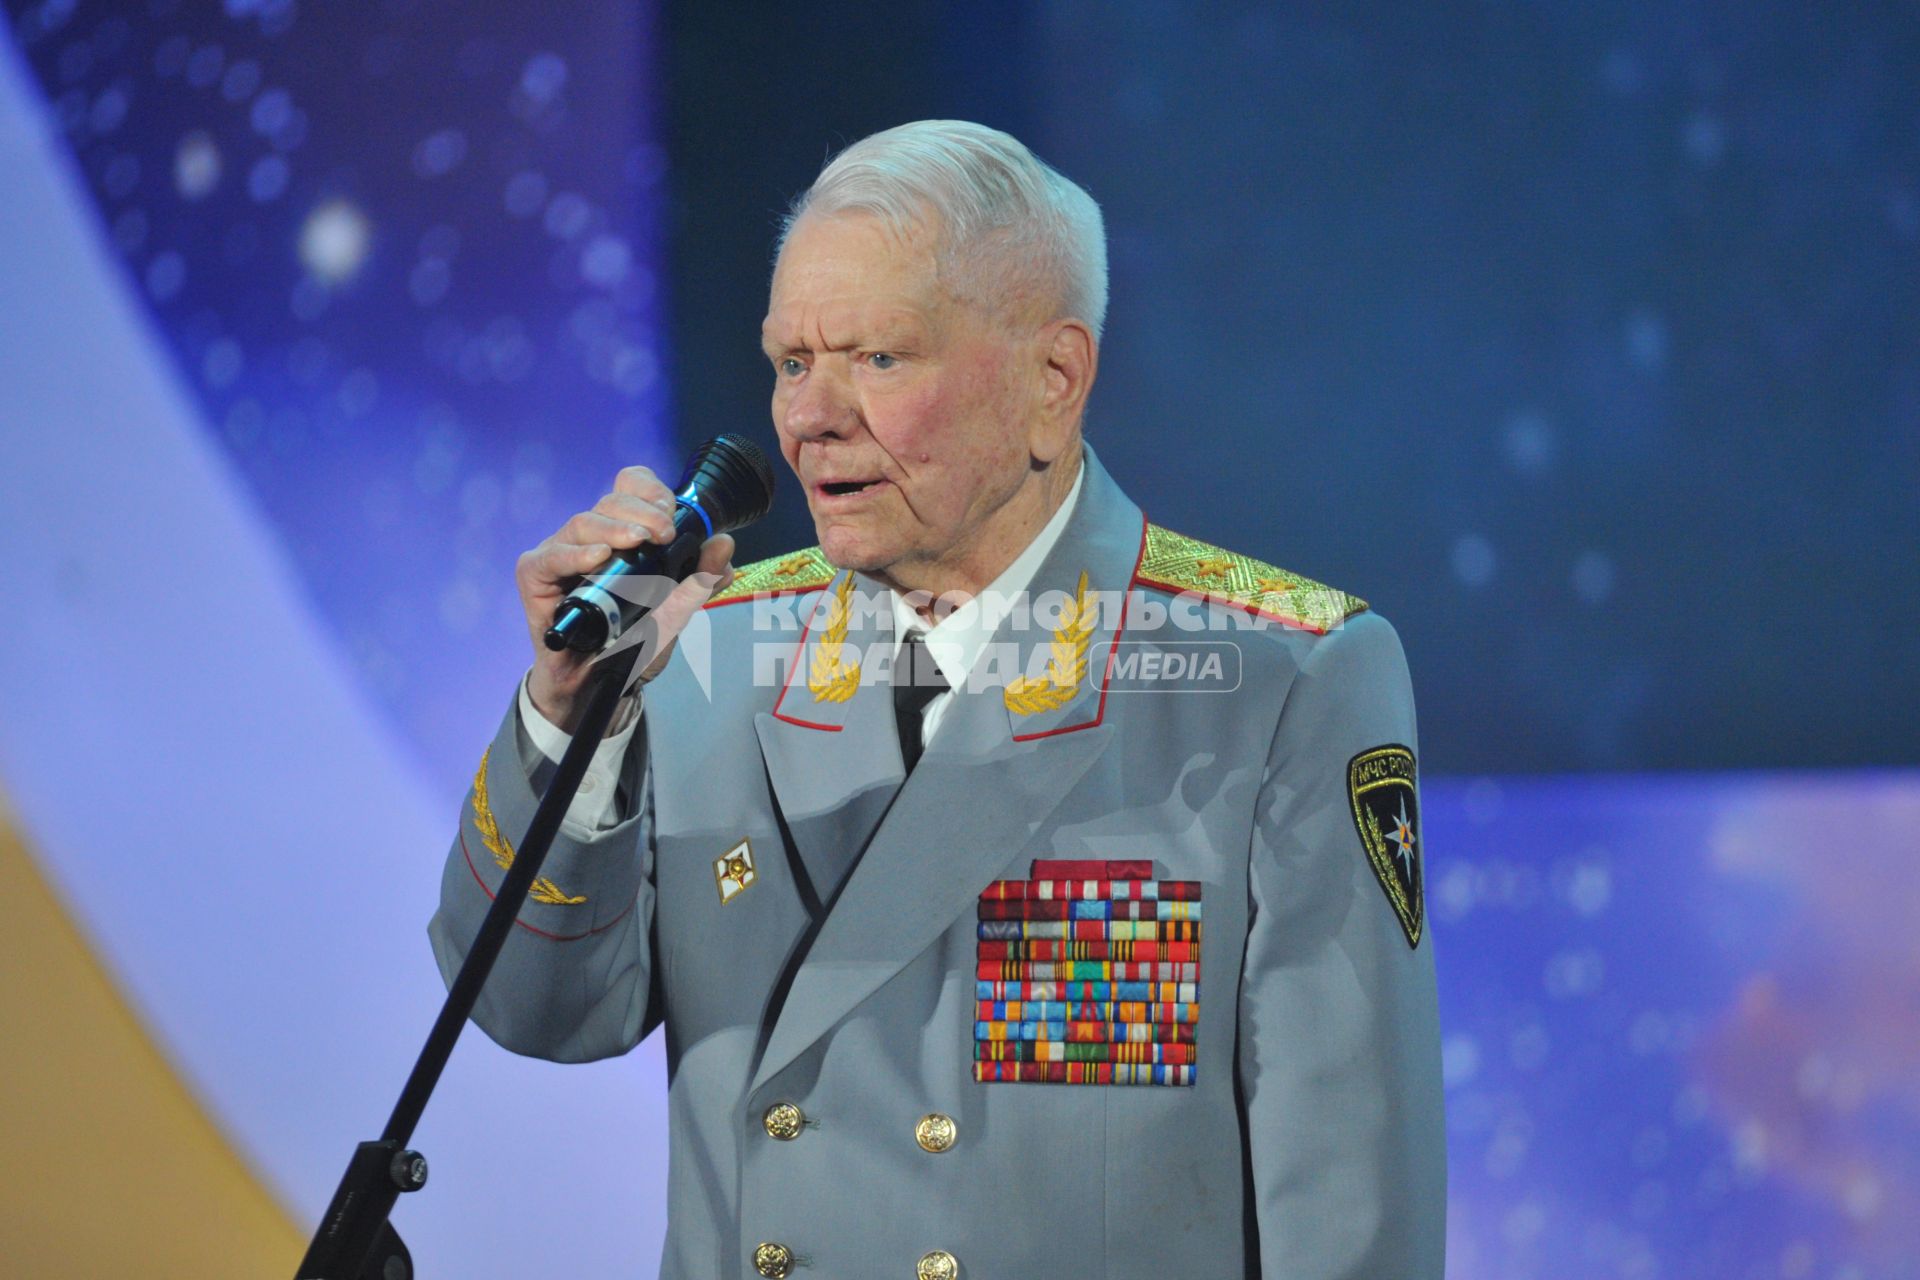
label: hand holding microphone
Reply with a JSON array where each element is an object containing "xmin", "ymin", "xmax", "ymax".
[{"xmin": 515, "ymin": 435, "xmax": 775, "ymax": 733}]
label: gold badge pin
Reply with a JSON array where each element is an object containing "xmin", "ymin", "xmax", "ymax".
[{"xmin": 714, "ymin": 837, "xmax": 757, "ymax": 904}]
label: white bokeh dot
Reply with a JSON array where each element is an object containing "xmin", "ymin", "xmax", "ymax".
[
  {"xmin": 173, "ymin": 130, "xmax": 222, "ymax": 199},
  {"xmin": 1501, "ymin": 410, "xmax": 1556, "ymax": 474},
  {"xmin": 1563, "ymin": 856, "xmax": 1612, "ymax": 915},
  {"xmin": 89, "ymin": 85, "xmax": 130, "ymax": 135},
  {"xmin": 1451, "ymin": 534, "xmax": 1496, "ymax": 588},
  {"xmin": 1441, "ymin": 1034, "xmax": 1480, "ymax": 1087},
  {"xmin": 299, "ymin": 198, "xmax": 372, "ymax": 284},
  {"xmin": 1626, "ymin": 309, "xmax": 1668, "ymax": 370},
  {"xmin": 1543, "ymin": 947, "xmax": 1605, "ymax": 999},
  {"xmin": 1509, "ymin": 1023, "xmax": 1550, "ymax": 1071},
  {"xmin": 251, "ymin": 87, "xmax": 292, "ymax": 136},
  {"xmin": 581, "ymin": 233, "xmax": 632, "ymax": 287},
  {"xmin": 519, "ymin": 52, "xmax": 568, "ymax": 104},
  {"xmin": 412, "ymin": 128, "xmax": 468, "ymax": 178},
  {"xmin": 1573, "ymin": 550, "xmax": 1616, "ymax": 605},
  {"xmin": 544, "ymin": 191, "xmax": 592, "ymax": 239},
  {"xmin": 1684, "ymin": 113, "xmax": 1724, "ymax": 165}
]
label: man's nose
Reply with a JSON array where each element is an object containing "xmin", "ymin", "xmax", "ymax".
[{"xmin": 779, "ymin": 363, "xmax": 856, "ymax": 441}]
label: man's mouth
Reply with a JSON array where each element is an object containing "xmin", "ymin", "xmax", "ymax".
[{"xmin": 818, "ymin": 479, "xmax": 882, "ymax": 498}]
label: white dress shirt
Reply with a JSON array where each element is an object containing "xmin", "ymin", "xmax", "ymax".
[
  {"xmin": 885, "ymin": 464, "xmax": 1083, "ymax": 743},
  {"xmin": 521, "ymin": 465, "xmax": 1085, "ymax": 837}
]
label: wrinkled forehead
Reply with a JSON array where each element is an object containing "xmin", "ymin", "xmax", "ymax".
[
  {"xmin": 771, "ymin": 209, "xmax": 948, "ymax": 290},
  {"xmin": 762, "ymin": 210, "xmax": 954, "ymax": 342}
]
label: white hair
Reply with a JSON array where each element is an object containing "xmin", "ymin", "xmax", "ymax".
[{"xmin": 780, "ymin": 120, "xmax": 1109, "ymax": 340}]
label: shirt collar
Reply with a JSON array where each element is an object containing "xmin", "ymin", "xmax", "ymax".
[{"xmin": 889, "ymin": 463, "xmax": 1086, "ymax": 690}]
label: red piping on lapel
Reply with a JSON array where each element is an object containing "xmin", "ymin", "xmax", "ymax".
[
  {"xmin": 458, "ymin": 831, "xmax": 636, "ymax": 941},
  {"xmin": 1010, "ymin": 514, "xmax": 1149, "ymax": 743},
  {"xmin": 768, "ymin": 583, "xmax": 844, "ymax": 731}
]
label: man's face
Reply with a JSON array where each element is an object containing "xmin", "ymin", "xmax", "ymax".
[{"xmin": 762, "ymin": 211, "xmax": 1037, "ymax": 580}]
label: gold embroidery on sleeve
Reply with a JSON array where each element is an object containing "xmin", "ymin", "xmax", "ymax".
[{"xmin": 471, "ymin": 747, "xmax": 587, "ymax": 906}]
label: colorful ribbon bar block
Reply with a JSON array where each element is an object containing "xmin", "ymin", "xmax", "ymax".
[{"xmin": 972, "ymin": 859, "xmax": 1201, "ymax": 1088}]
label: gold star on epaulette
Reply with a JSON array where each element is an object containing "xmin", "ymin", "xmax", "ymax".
[
  {"xmin": 1134, "ymin": 524, "xmax": 1367, "ymax": 634},
  {"xmin": 704, "ymin": 546, "xmax": 837, "ymax": 606}
]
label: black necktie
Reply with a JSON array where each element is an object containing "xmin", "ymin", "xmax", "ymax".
[{"xmin": 892, "ymin": 630, "xmax": 948, "ymax": 776}]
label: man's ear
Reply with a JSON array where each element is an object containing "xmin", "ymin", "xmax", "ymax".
[{"xmin": 1032, "ymin": 319, "xmax": 1096, "ymax": 462}]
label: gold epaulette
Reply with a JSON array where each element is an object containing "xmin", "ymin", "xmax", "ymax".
[
  {"xmin": 703, "ymin": 546, "xmax": 837, "ymax": 606},
  {"xmin": 1134, "ymin": 524, "xmax": 1368, "ymax": 635}
]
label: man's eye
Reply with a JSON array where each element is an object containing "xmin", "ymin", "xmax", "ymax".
[
  {"xmin": 779, "ymin": 357, "xmax": 805, "ymax": 377},
  {"xmin": 868, "ymin": 352, "xmax": 898, "ymax": 370}
]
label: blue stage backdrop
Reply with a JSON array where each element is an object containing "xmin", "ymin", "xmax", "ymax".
[
  {"xmin": 1025, "ymin": 1, "xmax": 1920, "ymax": 775},
  {"xmin": 3, "ymin": 0, "xmax": 672, "ymax": 789},
  {"xmin": 1, "ymin": 2, "xmax": 1915, "ymax": 1278}
]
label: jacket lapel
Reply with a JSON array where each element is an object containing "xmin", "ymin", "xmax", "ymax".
[
  {"xmin": 750, "ymin": 449, "xmax": 1149, "ymax": 1093},
  {"xmin": 754, "ymin": 571, "xmax": 903, "ymax": 907}
]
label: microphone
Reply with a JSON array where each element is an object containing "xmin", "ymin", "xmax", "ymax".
[{"xmin": 544, "ymin": 433, "xmax": 777, "ymax": 654}]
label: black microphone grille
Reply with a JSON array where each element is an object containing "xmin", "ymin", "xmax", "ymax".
[{"xmin": 679, "ymin": 433, "xmax": 777, "ymax": 532}]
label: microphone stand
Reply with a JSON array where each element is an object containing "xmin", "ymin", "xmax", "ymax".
[{"xmin": 294, "ymin": 643, "xmax": 642, "ymax": 1279}]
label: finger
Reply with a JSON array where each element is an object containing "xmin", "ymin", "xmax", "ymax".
[
  {"xmin": 593, "ymin": 491, "xmax": 676, "ymax": 532},
  {"xmin": 612, "ymin": 466, "xmax": 675, "ymax": 508},
  {"xmin": 522, "ymin": 540, "xmax": 611, "ymax": 590},
  {"xmin": 563, "ymin": 508, "xmax": 670, "ymax": 548},
  {"xmin": 633, "ymin": 540, "xmax": 733, "ymax": 643},
  {"xmin": 646, "ymin": 570, "xmax": 716, "ymax": 644},
  {"xmin": 628, "ymin": 540, "xmax": 742, "ymax": 680},
  {"xmin": 695, "ymin": 534, "xmax": 736, "ymax": 582}
]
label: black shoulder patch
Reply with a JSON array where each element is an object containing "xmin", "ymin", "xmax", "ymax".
[{"xmin": 1347, "ymin": 745, "xmax": 1423, "ymax": 949}]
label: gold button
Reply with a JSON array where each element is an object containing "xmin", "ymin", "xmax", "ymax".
[
  {"xmin": 762, "ymin": 1102, "xmax": 805, "ymax": 1141},
  {"xmin": 916, "ymin": 1249, "xmax": 959, "ymax": 1280},
  {"xmin": 754, "ymin": 1241, "xmax": 794, "ymax": 1278},
  {"xmin": 914, "ymin": 1113, "xmax": 957, "ymax": 1154}
]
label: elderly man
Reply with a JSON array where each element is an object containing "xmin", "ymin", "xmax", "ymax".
[{"xmin": 431, "ymin": 120, "xmax": 1444, "ymax": 1278}]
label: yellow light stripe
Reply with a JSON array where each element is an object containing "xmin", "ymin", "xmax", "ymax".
[{"xmin": 0, "ymin": 796, "xmax": 303, "ymax": 1275}]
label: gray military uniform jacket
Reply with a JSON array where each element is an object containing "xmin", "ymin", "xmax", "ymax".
[{"xmin": 431, "ymin": 447, "xmax": 1445, "ymax": 1278}]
